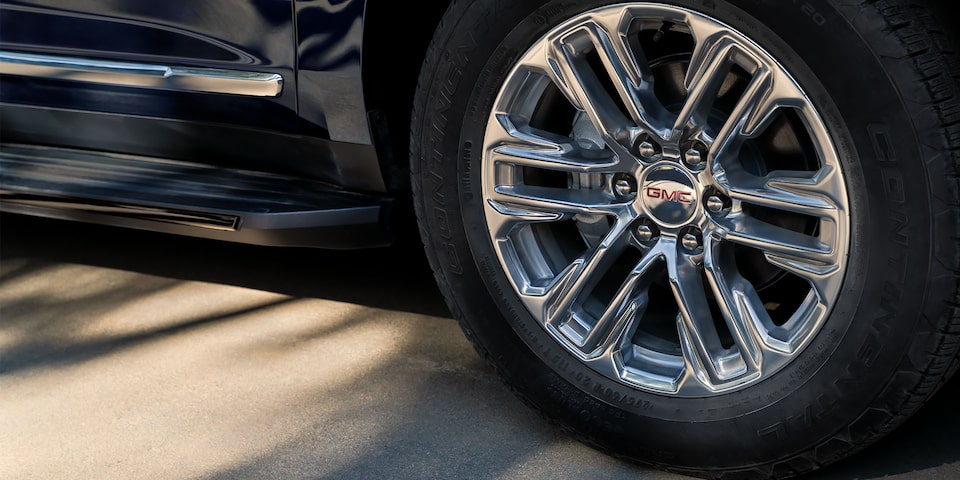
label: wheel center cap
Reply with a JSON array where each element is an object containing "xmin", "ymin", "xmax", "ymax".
[{"xmin": 640, "ymin": 164, "xmax": 699, "ymax": 227}]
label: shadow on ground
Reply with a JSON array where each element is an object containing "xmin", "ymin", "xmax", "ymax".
[
  {"xmin": 0, "ymin": 213, "xmax": 450, "ymax": 317},
  {"xmin": 1, "ymin": 214, "xmax": 957, "ymax": 480}
]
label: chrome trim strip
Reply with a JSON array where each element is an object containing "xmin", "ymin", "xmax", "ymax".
[
  {"xmin": 0, "ymin": 194, "xmax": 241, "ymax": 231},
  {"xmin": 0, "ymin": 51, "xmax": 283, "ymax": 97}
]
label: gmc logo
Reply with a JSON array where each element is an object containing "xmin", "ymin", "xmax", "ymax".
[{"xmin": 645, "ymin": 187, "xmax": 693, "ymax": 204}]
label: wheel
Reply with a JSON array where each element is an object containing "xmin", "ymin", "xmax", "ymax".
[{"xmin": 411, "ymin": 0, "xmax": 960, "ymax": 477}]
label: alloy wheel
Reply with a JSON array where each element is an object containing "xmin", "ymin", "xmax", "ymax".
[{"xmin": 481, "ymin": 3, "xmax": 850, "ymax": 396}]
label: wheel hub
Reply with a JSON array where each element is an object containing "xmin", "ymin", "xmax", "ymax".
[{"xmin": 638, "ymin": 163, "xmax": 699, "ymax": 227}]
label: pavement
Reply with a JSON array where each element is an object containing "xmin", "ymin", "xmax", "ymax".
[{"xmin": 1, "ymin": 213, "xmax": 958, "ymax": 480}]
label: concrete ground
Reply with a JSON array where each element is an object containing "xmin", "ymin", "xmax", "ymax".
[{"xmin": 1, "ymin": 213, "xmax": 957, "ymax": 480}]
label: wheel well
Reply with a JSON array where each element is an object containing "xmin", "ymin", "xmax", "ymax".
[{"xmin": 362, "ymin": 0, "xmax": 450, "ymax": 192}]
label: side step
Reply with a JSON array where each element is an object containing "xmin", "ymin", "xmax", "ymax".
[{"xmin": 0, "ymin": 144, "xmax": 393, "ymax": 248}]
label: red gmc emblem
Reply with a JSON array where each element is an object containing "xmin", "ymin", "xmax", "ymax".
[{"xmin": 645, "ymin": 187, "xmax": 693, "ymax": 204}]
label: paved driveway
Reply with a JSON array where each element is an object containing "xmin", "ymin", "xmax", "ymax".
[{"xmin": 1, "ymin": 214, "xmax": 957, "ymax": 479}]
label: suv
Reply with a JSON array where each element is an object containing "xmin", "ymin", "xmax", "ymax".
[{"xmin": 1, "ymin": 1, "xmax": 957, "ymax": 478}]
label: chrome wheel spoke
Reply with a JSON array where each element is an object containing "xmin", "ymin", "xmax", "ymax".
[
  {"xmin": 703, "ymin": 238, "xmax": 786, "ymax": 362},
  {"xmin": 491, "ymin": 144, "xmax": 620, "ymax": 174},
  {"xmin": 484, "ymin": 199, "xmax": 563, "ymax": 238},
  {"xmin": 581, "ymin": 12, "xmax": 673, "ymax": 138},
  {"xmin": 488, "ymin": 113, "xmax": 622, "ymax": 173},
  {"xmin": 714, "ymin": 164, "xmax": 845, "ymax": 299},
  {"xmin": 540, "ymin": 220, "xmax": 633, "ymax": 324},
  {"xmin": 574, "ymin": 247, "xmax": 664, "ymax": 355},
  {"xmin": 540, "ymin": 38, "xmax": 635, "ymax": 160},
  {"xmin": 487, "ymin": 112, "xmax": 576, "ymax": 150},
  {"xmin": 718, "ymin": 172, "xmax": 842, "ymax": 221},
  {"xmin": 673, "ymin": 33, "xmax": 738, "ymax": 140},
  {"xmin": 708, "ymin": 69, "xmax": 806, "ymax": 162},
  {"xmin": 716, "ymin": 214, "xmax": 841, "ymax": 302},
  {"xmin": 719, "ymin": 167, "xmax": 843, "ymax": 219},
  {"xmin": 707, "ymin": 68, "xmax": 771, "ymax": 162},
  {"xmin": 492, "ymin": 185, "xmax": 623, "ymax": 217},
  {"xmin": 763, "ymin": 252, "xmax": 842, "ymax": 300},
  {"xmin": 718, "ymin": 215, "xmax": 832, "ymax": 264},
  {"xmin": 669, "ymin": 248, "xmax": 747, "ymax": 384}
]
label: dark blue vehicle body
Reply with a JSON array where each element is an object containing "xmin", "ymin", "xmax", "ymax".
[{"xmin": 0, "ymin": 0, "xmax": 441, "ymax": 247}]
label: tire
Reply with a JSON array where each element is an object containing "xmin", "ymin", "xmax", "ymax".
[{"xmin": 410, "ymin": 1, "xmax": 960, "ymax": 478}]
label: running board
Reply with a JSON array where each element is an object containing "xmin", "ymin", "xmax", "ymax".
[{"xmin": 0, "ymin": 144, "xmax": 392, "ymax": 248}]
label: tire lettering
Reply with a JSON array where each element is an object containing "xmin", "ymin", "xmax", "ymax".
[
  {"xmin": 426, "ymin": 58, "xmax": 465, "ymax": 275},
  {"xmin": 800, "ymin": 3, "xmax": 827, "ymax": 26},
  {"xmin": 757, "ymin": 422, "xmax": 787, "ymax": 441},
  {"xmin": 790, "ymin": 0, "xmax": 827, "ymax": 26},
  {"xmin": 869, "ymin": 124, "xmax": 896, "ymax": 163},
  {"xmin": 856, "ymin": 336, "xmax": 881, "ymax": 368},
  {"xmin": 889, "ymin": 210, "xmax": 909, "ymax": 247},
  {"xmin": 461, "ymin": 141, "xmax": 473, "ymax": 199},
  {"xmin": 871, "ymin": 124, "xmax": 906, "ymax": 204},
  {"xmin": 881, "ymin": 168, "xmax": 905, "ymax": 204}
]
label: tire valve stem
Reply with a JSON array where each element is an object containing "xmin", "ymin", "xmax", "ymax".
[{"xmin": 653, "ymin": 22, "xmax": 672, "ymax": 43}]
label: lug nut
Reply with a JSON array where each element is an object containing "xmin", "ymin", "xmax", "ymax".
[
  {"xmin": 681, "ymin": 141, "xmax": 708, "ymax": 169},
  {"xmin": 703, "ymin": 190, "xmax": 731, "ymax": 216},
  {"xmin": 635, "ymin": 222, "xmax": 660, "ymax": 244},
  {"xmin": 636, "ymin": 224, "xmax": 656, "ymax": 242},
  {"xmin": 683, "ymin": 148, "xmax": 703, "ymax": 168},
  {"xmin": 612, "ymin": 173, "xmax": 637, "ymax": 199},
  {"xmin": 706, "ymin": 195, "xmax": 725, "ymax": 213},
  {"xmin": 638, "ymin": 141, "xmax": 657, "ymax": 159},
  {"xmin": 679, "ymin": 227, "xmax": 703, "ymax": 252},
  {"xmin": 634, "ymin": 134, "xmax": 661, "ymax": 159},
  {"xmin": 681, "ymin": 233, "xmax": 701, "ymax": 251}
]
